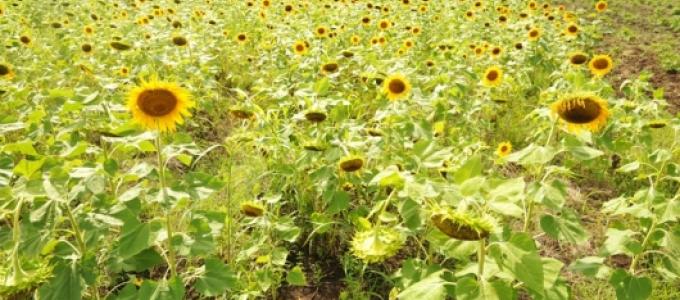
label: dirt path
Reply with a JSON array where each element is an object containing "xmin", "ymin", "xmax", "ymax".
[{"xmin": 568, "ymin": 0, "xmax": 680, "ymax": 113}]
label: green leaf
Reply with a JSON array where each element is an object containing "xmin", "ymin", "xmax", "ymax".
[
  {"xmin": 454, "ymin": 155, "xmax": 482, "ymax": 184},
  {"xmin": 489, "ymin": 233, "xmax": 544, "ymax": 297},
  {"xmin": 37, "ymin": 262, "xmax": 84, "ymax": 300},
  {"xmin": 3, "ymin": 139, "xmax": 39, "ymax": 155},
  {"xmin": 119, "ymin": 218, "xmax": 152, "ymax": 259},
  {"xmin": 569, "ymin": 256, "xmax": 611, "ymax": 279},
  {"xmin": 286, "ymin": 266, "xmax": 307, "ymax": 286},
  {"xmin": 609, "ymin": 269, "xmax": 652, "ymax": 300},
  {"xmin": 13, "ymin": 158, "xmax": 45, "ymax": 178},
  {"xmin": 456, "ymin": 277, "xmax": 513, "ymax": 300},
  {"xmin": 195, "ymin": 257, "xmax": 237, "ymax": 296},
  {"xmin": 616, "ymin": 162, "xmax": 640, "ymax": 173},
  {"xmin": 602, "ymin": 228, "xmax": 639, "ymax": 256},
  {"xmin": 539, "ymin": 210, "xmax": 589, "ymax": 245},
  {"xmin": 398, "ymin": 270, "xmax": 447, "ymax": 300},
  {"xmin": 566, "ymin": 146, "xmax": 604, "ymax": 161},
  {"xmin": 326, "ymin": 189, "xmax": 350, "ymax": 214},
  {"xmin": 506, "ymin": 144, "xmax": 557, "ymax": 166}
]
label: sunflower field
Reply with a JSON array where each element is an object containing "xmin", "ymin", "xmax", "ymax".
[{"xmin": 1, "ymin": 0, "xmax": 680, "ymax": 299}]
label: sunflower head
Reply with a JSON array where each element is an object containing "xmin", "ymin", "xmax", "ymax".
[
  {"xmin": 110, "ymin": 41, "xmax": 132, "ymax": 51},
  {"xmin": 568, "ymin": 51, "xmax": 588, "ymax": 65},
  {"xmin": 304, "ymin": 109, "xmax": 327, "ymax": 123},
  {"xmin": 351, "ymin": 226, "xmax": 405, "ymax": 263},
  {"xmin": 0, "ymin": 63, "xmax": 14, "ymax": 79},
  {"xmin": 240, "ymin": 201, "xmax": 265, "ymax": 217},
  {"xmin": 382, "ymin": 74, "xmax": 411, "ymax": 101},
  {"xmin": 588, "ymin": 54, "xmax": 614, "ymax": 77},
  {"xmin": 19, "ymin": 35, "xmax": 32, "ymax": 45},
  {"xmin": 647, "ymin": 119, "xmax": 668, "ymax": 129},
  {"xmin": 595, "ymin": 1, "xmax": 608, "ymax": 12},
  {"xmin": 321, "ymin": 62, "xmax": 339, "ymax": 75},
  {"xmin": 315, "ymin": 26, "xmax": 329, "ymax": 38},
  {"xmin": 303, "ymin": 141, "xmax": 327, "ymax": 152},
  {"xmin": 235, "ymin": 33, "xmax": 248, "ymax": 43},
  {"xmin": 551, "ymin": 93, "xmax": 609, "ymax": 133},
  {"xmin": 482, "ymin": 66, "xmax": 503, "ymax": 87},
  {"xmin": 127, "ymin": 79, "xmax": 194, "ymax": 132},
  {"xmin": 339, "ymin": 155, "xmax": 365, "ymax": 172},
  {"xmin": 528, "ymin": 28, "xmax": 542, "ymax": 41},
  {"xmin": 430, "ymin": 207, "xmax": 494, "ymax": 241},
  {"xmin": 564, "ymin": 23, "xmax": 579, "ymax": 36},
  {"xmin": 172, "ymin": 36, "xmax": 188, "ymax": 46},
  {"xmin": 378, "ymin": 19, "xmax": 391, "ymax": 30},
  {"xmin": 496, "ymin": 142, "xmax": 512, "ymax": 157},
  {"xmin": 292, "ymin": 40, "xmax": 307, "ymax": 55}
]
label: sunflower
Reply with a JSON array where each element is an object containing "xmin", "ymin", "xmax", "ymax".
[
  {"xmin": 551, "ymin": 93, "xmax": 609, "ymax": 132},
  {"xmin": 568, "ymin": 51, "xmax": 588, "ymax": 65},
  {"xmin": 0, "ymin": 63, "xmax": 14, "ymax": 79},
  {"xmin": 647, "ymin": 119, "xmax": 668, "ymax": 129},
  {"xmin": 482, "ymin": 66, "xmax": 503, "ymax": 87},
  {"xmin": 119, "ymin": 67, "xmax": 130, "ymax": 76},
  {"xmin": 564, "ymin": 23, "xmax": 579, "ymax": 37},
  {"xmin": 350, "ymin": 35, "xmax": 361, "ymax": 45},
  {"xmin": 127, "ymin": 79, "xmax": 194, "ymax": 132},
  {"xmin": 19, "ymin": 35, "xmax": 32, "ymax": 45},
  {"xmin": 240, "ymin": 201, "xmax": 265, "ymax": 217},
  {"xmin": 235, "ymin": 32, "xmax": 248, "ymax": 44},
  {"xmin": 110, "ymin": 41, "xmax": 132, "ymax": 51},
  {"xmin": 403, "ymin": 39, "xmax": 414, "ymax": 49},
  {"xmin": 339, "ymin": 155, "xmax": 365, "ymax": 172},
  {"xmin": 81, "ymin": 43, "xmax": 93, "ymax": 53},
  {"xmin": 588, "ymin": 54, "xmax": 614, "ymax": 77},
  {"xmin": 320, "ymin": 62, "xmax": 339, "ymax": 75},
  {"xmin": 84, "ymin": 25, "xmax": 94, "ymax": 34},
  {"xmin": 382, "ymin": 74, "xmax": 411, "ymax": 101},
  {"xmin": 465, "ymin": 10, "xmax": 474, "ymax": 20},
  {"xmin": 595, "ymin": 1, "xmax": 607, "ymax": 13},
  {"xmin": 490, "ymin": 46, "xmax": 502, "ymax": 58},
  {"xmin": 351, "ymin": 226, "xmax": 405, "ymax": 263},
  {"xmin": 528, "ymin": 28, "xmax": 541, "ymax": 41},
  {"xmin": 411, "ymin": 26, "xmax": 421, "ymax": 35},
  {"xmin": 304, "ymin": 109, "xmax": 327, "ymax": 122},
  {"xmin": 430, "ymin": 208, "xmax": 495, "ymax": 241},
  {"xmin": 496, "ymin": 142, "xmax": 512, "ymax": 157},
  {"xmin": 314, "ymin": 25, "xmax": 329, "ymax": 38},
  {"xmin": 378, "ymin": 19, "xmax": 391, "ymax": 30},
  {"xmin": 292, "ymin": 40, "xmax": 307, "ymax": 55},
  {"xmin": 172, "ymin": 36, "xmax": 188, "ymax": 46}
]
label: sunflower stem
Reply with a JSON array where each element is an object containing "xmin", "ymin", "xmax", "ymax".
[
  {"xmin": 478, "ymin": 238, "xmax": 486, "ymax": 279},
  {"xmin": 629, "ymin": 219, "xmax": 657, "ymax": 274},
  {"xmin": 11, "ymin": 197, "xmax": 26, "ymax": 282},
  {"xmin": 156, "ymin": 133, "xmax": 177, "ymax": 278}
]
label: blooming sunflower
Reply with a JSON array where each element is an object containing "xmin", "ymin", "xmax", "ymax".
[
  {"xmin": 588, "ymin": 54, "xmax": 614, "ymax": 77},
  {"xmin": 528, "ymin": 28, "xmax": 541, "ymax": 41},
  {"xmin": 496, "ymin": 142, "xmax": 512, "ymax": 157},
  {"xmin": 315, "ymin": 25, "xmax": 329, "ymax": 38},
  {"xmin": 382, "ymin": 74, "xmax": 412, "ymax": 101},
  {"xmin": 595, "ymin": 1, "xmax": 607, "ymax": 13},
  {"xmin": 482, "ymin": 66, "xmax": 503, "ymax": 87},
  {"xmin": 127, "ymin": 79, "xmax": 194, "ymax": 132},
  {"xmin": 378, "ymin": 19, "xmax": 391, "ymax": 30},
  {"xmin": 292, "ymin": 40, "xmax": 307, "ymax": 55},
  {"xmin": 551, "ymin": 93, "xmax": 609, "ymax": 133}
]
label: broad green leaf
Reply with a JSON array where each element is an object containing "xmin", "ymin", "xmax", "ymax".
[
  {"xmin": 566, "ymin": 146, "xmax": 604, "ymax": 161},
  {"xmin": 608, "ymin": 270, "xmax": 652, "ymax": 300},
  {"xmin": 119, "ymin": 218, "xmax": 152, "ymax": 259},
  {"xmin": 539, "ymin": 210, "xmax": 589, "ymax": 245},
  {"xmin": 489, "ymin": 233, "xmax": 544, "ymax": 297},
  {"xmin": 13, "ymin": 158, "xmax": 45, "ymax": 178},
  {"xmin": 397, "ymin": 270, "xmax": 447, "ymax": 300},
  {"xmin": 286, "ymin": 266, "xmax": 307, "ymax": 286},
  {"xmin": 195, "ymin": 257, "xmax": 237, "ymax": 296},
  {"xmin": 326, "ymin": 189, "xmax": 350, "ymax": 215},
  {"xmin": 569, "ymin": 256, "xmax": 611, "ymax": 279},
  {"xmin": 456, "ymin": 277, "xmax": 513, "ymax": 300},
  {"xmin": 37, "ymin": 262, "xmax": 83, "ymax": 300},
  {"xmin": 453, "ymin": 155, "xmax": 482, "ymax": 184},
  {"xmin": 3, "ymin": 139, "xmax": 39, "ymax": 155},
  {"xmin": 601, "ymin": 228, "xmax": 639, "ymax": 256}
]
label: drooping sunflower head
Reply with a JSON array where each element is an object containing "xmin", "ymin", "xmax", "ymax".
[
  {"xmin": 19, "ymin": 35, "xmax": 32, "ymax": 45},
  {"xmin": 351, "ymin": 226, "xmax": 406, "ymax": 263},
  {"xmin": 172, "ymin": 36, "xmax": 188, "ymax": 47},
  {"xmin": 382, "ymin": 73, "xmax": 411, "ymax": 101},
  {"xmin": 127, "ymin": 79, "xmax": 194, "ymax": 132},
  {"xmin": 303, "ymin": 109, "xmax": 327, "ymax": 123},
  {"xmin": 482, "ymin": 66, "xmax": 503, "ymax": 87},
  {"xmin": 551, "ymin": 93, "xmax": 609, "ymax": 133},
  {"xmin": 595, "ymin": 1, "xmax": 607, "ymax": 12},
  {"xmin": 646, "ymin": 119, "xmax": 668, "ymax": 129},
  {"xmin": 339, "ymin": 155, "xmax": 365, "ymax": 172},
  {"xmin": 496, "ymin": 141, "xmax": 512, "ymax": 157},
  {"xmin": 292, "ymin": 40, "xmax": 307, "ymax": 55},
  {"xmin": 568, "ymin": 51, "xmax": 588, "ymax": 66},
  {"xmin": 81, "ymin": 43, "xmax": 93, "ymax": 53},
  {"xmin": 320, "ymin": 62, "xmax": 339, "ymax": 75},
  {"xmin": 240, "ymin": 201, "xmax": 265, "ymax": 217},
  {"xmin": 588, "ymin": 54, "xmax": 614, "ymax": 77},
  {"xmin": 430, "ymin": 207, "xmax": 495, "ymax": 241}
]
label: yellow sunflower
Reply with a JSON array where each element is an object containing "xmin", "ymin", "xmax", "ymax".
[
  {"xmin": 315, "ymin": 25, "xmax": 329, "ymax": 38},
  {"xmin": 595, "ymin": 1, "xmax": 607, "ymax": 13},
  {"xmin": 292, "ymin": 40, "xmax": 308, "ymax": 55},
  {"xmin": 551, "ymin": 93, "xmax": 609, "ymax": 133},
  {"xmin": 382, "ymin": 74, "xmax": 412, "ymax": 101},
  {"xmin": 588, "ymin": 54, "xmax": 614, "ymax": 77},
  {"xmin": 528, "ymin": 28, "xmax": 542, "ymax": 41},
  {"xmin": 235, "ymin": 32, "xmax": 248, "ymax": 44},
  {"xmin": 496, "ymin": 142, "xmax": 512, "ymax": 157},
  {"xmin": 564, "ymin": 23, "xmax": 579, "ymax": 37},
  {"xmin": 127, "ymin": 79, "xmax": 194, "ymax": 132},
  {"xmin": 482, "ymin": 66, "xmax": 503, "ymax": 87}
]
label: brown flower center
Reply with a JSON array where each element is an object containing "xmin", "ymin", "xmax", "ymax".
[
  {"xmin": 0, "ymin": 64, "xmax": 9, "ymax": 76},
  {"xmin": 571, "ymin": 54, "xmax": 587, "ymax": 64},
  {"xmin": 388, "ymin": 79, "xmax": 406, "ymax": 94},
  {"xmin": 137, "ymin": 89, "xmax": 178, "ymax": 117},
  {"xmin": 486, "ymin": 70, "xmax": 499, "ymax": 81},
  {"xmin": 593, "ymin": 58, "xmax": 609, "ymax": 69},
  {"xmin": 559, "ymin": 98, "xmax": 602, "ymax": 124}
]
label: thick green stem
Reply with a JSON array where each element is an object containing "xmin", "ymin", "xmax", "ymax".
[
  {"xmin": 478, "ymin": 239, "xmax": 486, "ymax": 279},
  {"xmin": 64, "ymin": 202, "xmax": 87, "ymax": 256},
  {"xmin": 629, "ymin": 221, "xmax": 657, "ymax": 274},
  {"xmin": 523, "ymin": 200, "xmax": 534, "ymax": 232},
  {"xmin": 156, "ymin": 134, "xmax": 177, "ymax": 278}
]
